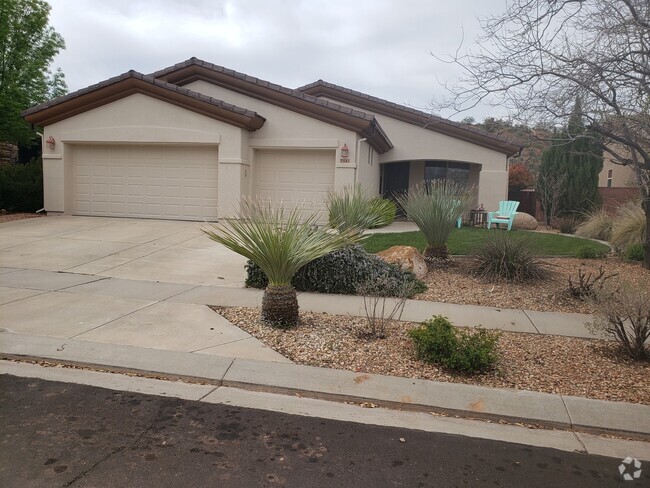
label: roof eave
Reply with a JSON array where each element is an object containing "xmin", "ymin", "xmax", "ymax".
[
  {"xmin": 300, "ymin": 83, "xmax": 522, "ymax": 156},
  {"xmin": 23, "ymin": 73, "xmax": 265, "ymax": 132},
  {"xmin": 153, "ymin": 60, "xmax": 393, "ymax": 153}
]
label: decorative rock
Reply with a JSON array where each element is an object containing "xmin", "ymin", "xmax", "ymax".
[
  {"xmin": 376, "ymin": 246, "xmax": 427, "ymax": 279},
  {"xmin": 513, "ymin": 212, "xmax": 539, "ymax": 231}
]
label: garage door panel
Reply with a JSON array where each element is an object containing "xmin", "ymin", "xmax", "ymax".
[
  {"xmin": 253, "ymin": 149, "xmax": 335, "ymax": 222},
  {"xmin": 73, "ymin": 144, "xmax": 218, "ymax": 221}
]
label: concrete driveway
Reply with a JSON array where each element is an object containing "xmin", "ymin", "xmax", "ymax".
[
  {"xmin": 0, "ymin": 216, "xmax": 288, "ymax": 363},
  {"xmin": 0, "ymin": 216, "xmax": 247, "ymax": 285}
]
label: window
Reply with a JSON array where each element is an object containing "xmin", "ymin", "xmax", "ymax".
[
  {"xmin": 607, "ymin": 169, "xmax": 613, "ymax": 178},
  {"xmin": 607, "ymin": 178, "xmax": 612, "ymax": 188},
  {"xmin": 425, "ymin": 161, "xmax": 470, "ymax": 187}
]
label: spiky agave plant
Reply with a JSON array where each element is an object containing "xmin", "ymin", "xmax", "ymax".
[
  {"xmin": 326, "ymin": 184, "xmax": 387, "ymax": 237},
  {"xmin": 203, "ymin": 201, "xmax": 357, "ymax": 328},
  {"xmin": 396, "ymin": 180, "xmax": 475, "ymax": 262}
]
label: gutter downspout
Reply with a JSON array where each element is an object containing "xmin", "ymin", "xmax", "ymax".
[
  {"xmin": 34, "ymin": 130, "xmax": 46, "ymax": 213},
  {"xmin": 354, "ymin": 138, "xmax": 367, "ymax": 185}
]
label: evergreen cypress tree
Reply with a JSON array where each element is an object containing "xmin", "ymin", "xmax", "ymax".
[{"xmin": 538, "ymin": 99, "xmax": 603, "ymax": 215}]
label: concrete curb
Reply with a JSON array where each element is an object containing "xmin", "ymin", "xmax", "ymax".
[{"xmin": 1, "ymin": 331, "xmax": 648, "ymax": 440}]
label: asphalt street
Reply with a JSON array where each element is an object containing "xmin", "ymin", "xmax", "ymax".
[{"xmin": 0, "ymin": 374, "xmax": 645, "ymax": 487}]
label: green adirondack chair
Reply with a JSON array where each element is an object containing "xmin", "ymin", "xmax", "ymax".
[{"xmin": 487, "ymin": 201, "xmax": 519, "ymax": 230}]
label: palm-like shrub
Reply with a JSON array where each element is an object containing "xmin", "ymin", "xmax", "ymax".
[
  {"xmin": 396, "ymin": 180, "xmax": 474, "ymax": 261},
  {"xmin": 368, "ymin": 198, "xmax": 397, "ymax": 228},
  {"xmin": 610, "ymin": 201, "xmax": 646, "ymax": 251},
  {"xmin": 575, "ymin": 207, "xmax": 614, "ymax": 241},
  {"xmin": 327, "ymin": 185, "xmax": 391, "ymax": 236},
  {"xmin": 203, "ymin": 201, "xmax": 356, "ymax": 328}
]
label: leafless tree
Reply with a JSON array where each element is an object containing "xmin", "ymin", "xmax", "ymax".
[
  {"xmin": 434, "ymin": 0, "xmax": 650, "ymax": 268},
  {"xmin": 536, "ymin": 170, "xmax": 567, "ymax": 229}
]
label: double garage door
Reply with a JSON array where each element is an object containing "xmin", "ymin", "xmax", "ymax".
[
  {"xmin": 73, "ymin": 144, "xmax": 219, "ymax": 221},
  {"xmin": 72, "ymin": 145, "xmax": 335, "ymax": 222},
  {"xmin": 253, "ymin": 149, "xmax": 335, "ymax": 221}
]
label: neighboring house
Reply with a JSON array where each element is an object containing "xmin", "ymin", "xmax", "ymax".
[
  {"xmin": 22, "ymin": 58, "xmax": 521, "ymax": 222},
  {"xmin": 597, "ymin": 149, "xmax": 639, "ymax": 212},
  {"xmin": 598, "ymin": 153, "xmax": 638, "ymax": 189}
]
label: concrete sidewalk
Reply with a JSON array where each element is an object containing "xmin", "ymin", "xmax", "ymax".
[
  {"xmin": 1, "ymin": 331, "xmax": 648, "ymax": 444},
  {"xmin": 0, "ymin": 267, "xmax": 594, "ymax": 339}
]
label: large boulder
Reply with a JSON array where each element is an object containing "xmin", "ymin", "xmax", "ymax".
[
  {"xmin": 376, "ymin": 245, "xmax": 427, "ymax": 279},
  {"xmin": 513, "ymin": 212, "xmax": 539, "ymax": 230}
]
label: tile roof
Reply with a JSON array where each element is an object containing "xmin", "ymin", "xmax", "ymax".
[
  {"xmin": 151, "ymin": 58, "xmax": 393, "ymax": 153},
  {"xmin": 297, "ymin": 79, "xmax": 523, "ymax": 156},
  {"xmin": 23, "ymin": 70, "xmax": 266, "ymax": 130}
]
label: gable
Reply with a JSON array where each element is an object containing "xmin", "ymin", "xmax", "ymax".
[
  {"xmin": 152, "ymin": 58, "xmax": 392, "ymax": 153},
  {"xmin": 23, "ymin": 71, "xmax": 266, "ymax": 131}
]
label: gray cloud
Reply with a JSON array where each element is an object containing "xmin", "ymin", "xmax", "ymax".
[{"xmin": 48, "ymin": 0, "xmax": 509, "ymax": 121}]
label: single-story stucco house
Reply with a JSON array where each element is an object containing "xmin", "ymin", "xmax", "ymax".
[{"xmin": 23, "ymin": 58, "xmax": 521, "ymax": 222}]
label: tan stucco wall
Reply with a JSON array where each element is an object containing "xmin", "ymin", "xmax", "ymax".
[
  {"xmin": 598, "ymin": 155, "xmax": 637, "ymax": 188},
  {"xmin": 314, "ymin": 96, "xmax": 509, "ymax": 211},
  {"xmin": 355, "ymin": 141, "xmax": 381, "ymax": 194},
  {"xmin": 184, "ymin": 80, "xmax": 364, "ymax": 196},
  {"xmin": 42, "ymin": 93, "xmax": 246, "ymax": 216}
]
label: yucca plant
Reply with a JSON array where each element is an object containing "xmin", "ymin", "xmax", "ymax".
[
  {"xmin": 327, "ymin": 184, "xmax": 387, "ymax": 236},
  {"xmin": 396, "ymin": 180, "xmax": 474, "ymax": 261},
  {"xmin": 575, "ymin": 206, "xmax": 614, "ymax": 241},
  {"xmin": 611, "ymin": 201, "xmax": 646, "ymax": 251},
  {"xmin": 203, "ymin": 201, "xmax": 357, "ymax": 328}
]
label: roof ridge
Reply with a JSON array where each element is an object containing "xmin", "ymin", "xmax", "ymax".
[
  {"xmin": 296, "ymin": 79, "xmax": 523, "ymax": 150},
  {"xmin": 22, "ymin": 69, "xmax": 261, "ymax": 119},
  {"xmin": 150, "ymin": 57, "xmax": 379, "ymax": 123}
]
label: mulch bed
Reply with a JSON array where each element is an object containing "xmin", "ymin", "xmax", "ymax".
[
  {"xmin": 213, "ymin": 306, "xmax": 650, "ymax": 405},
  {"xmin": 0, "ymin": 212, "xmax": 44, "ymax": 223}
]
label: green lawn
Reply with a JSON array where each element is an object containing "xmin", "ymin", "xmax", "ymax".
[{"xmin": 362, "ymin": 228, "xmax": 610, "ymax": 256}]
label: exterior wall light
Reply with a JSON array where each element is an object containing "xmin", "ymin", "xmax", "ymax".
[
  {"xmin": 340, "ymin": 143, "xmax": 349, "ymax": 158},
  {"xmin": 45, "ymin": 136, "xmax": 56, "ymax": 149}
]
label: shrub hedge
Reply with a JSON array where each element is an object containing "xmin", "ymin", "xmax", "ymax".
[
  {"xmin": 0, "ymin": 158, "xmax": 43, "ymax": 212},
  {"xmin": 245, "ymin": 245, "xmax": 426, "ymax": 297}
]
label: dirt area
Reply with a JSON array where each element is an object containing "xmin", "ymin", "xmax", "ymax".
[
  {"xmin": 214, "ymin": 306, "xmax": 650, "ymax": 405},
  {"xmin": 0, "ymin": 212, "xmax": 44, "ymax": 223},
  {"xmin": 414, "ymin": 256, "xmax": 650, "ymax": 314}
]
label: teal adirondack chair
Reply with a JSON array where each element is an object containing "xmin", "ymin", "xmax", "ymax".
[{"xmin": 487, "ymin": 201, "xmax": 519, "ymax": 230}]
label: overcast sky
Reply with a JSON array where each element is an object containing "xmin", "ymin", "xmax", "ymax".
[{"xmin": 48, "ymin": 0, "xmax": 510, "ymax": 122}]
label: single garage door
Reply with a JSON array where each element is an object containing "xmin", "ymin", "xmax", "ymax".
[
  {"xmin": 73, "ymin": 144, "xmax": 218, "ymax": 221},
  {"xmin": 253, "ymin": 149, "xmax": 335, "ymax": 221}
]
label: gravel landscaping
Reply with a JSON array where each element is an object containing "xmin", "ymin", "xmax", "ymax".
[
  {"xmin": 414, "ymin": 256, "xmax": 650, "ymax": 314},
  {"xmin": 213, "ymin": 306, "xmax": 650, "ymax": 405}
]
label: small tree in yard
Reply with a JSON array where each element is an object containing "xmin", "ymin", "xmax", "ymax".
[
  {"xmin": 508, "ymin": 164, "xmax": 534, "ymax": 190},
  {"xmin": 356, "ymin": 276, "xmax": 415, "ymax": 339},
  {"xmin": 434, "ymin": 0, "xmax": 650, "ymax": 269},
  {"xmin": 538, "ymin": 100, "xmax": 603, "ymax": 216},
  {"xmin": 1, "ymin": 0, "xmax": 67, "ymax": 146},
  {"xmin": 203, "ymin": 201, "xmax": 357, "ymax": 328},
  {"xmin": 396, "ymin": 180, "xmax": 474, "ymax": 262},
  {"xmin": 536, "ymin": 170, "xmax": 566, "ymax": 229}
]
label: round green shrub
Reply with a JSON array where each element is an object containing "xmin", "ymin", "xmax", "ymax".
[
  {"xmin": 624, "ymin": 243, "xmax": 645, "ymax": 262},
  {"xmin": 408, "ymin": 315, "xmax": 500, "ymax": 374},
  {"xmin": 575, "ymin": 245, "xmax": 606, "ymax": 259},
  {"xmin": 245, "ymin": 245, "xmax": 425, "ymax": 297}
]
